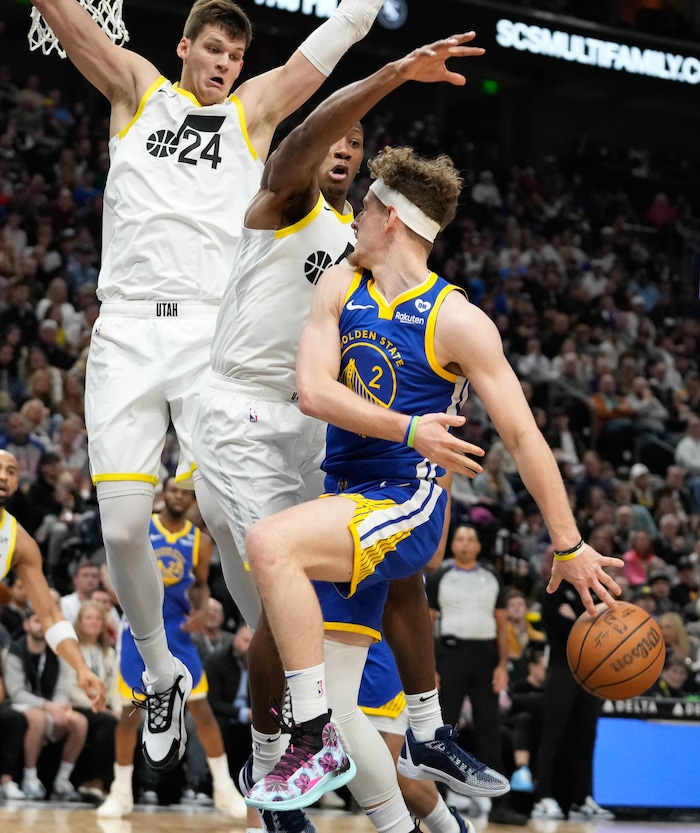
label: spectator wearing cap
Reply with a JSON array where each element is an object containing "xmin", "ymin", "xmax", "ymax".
[
  {"xmin": 647, "ymin": 571, "xmax": 682, "ymax": 616},
  {"xmin": 670, "ymin": 557, "xmax": 699, "ymax": 615},
  {"xmin": 629, "ymin": 463, "xmax": 655, "ymax": 511},
  {"xmin": 633, "ymin": 584, "xmax": 658, "ymax": 617}
]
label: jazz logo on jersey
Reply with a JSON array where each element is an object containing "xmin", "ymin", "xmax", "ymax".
[{"xmin": 146, "ymin": 114, "xmax": 225, "ymax": 169}]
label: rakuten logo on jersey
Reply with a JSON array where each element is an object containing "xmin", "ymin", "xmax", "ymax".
[{"xmin": 394, "ymin": 311, "xmax": 424, "ymax": 325}]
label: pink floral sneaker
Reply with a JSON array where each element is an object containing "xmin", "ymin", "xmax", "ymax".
[{"xmin": 245, "ymin": 710, "xmax": 356, "ymax": 811}]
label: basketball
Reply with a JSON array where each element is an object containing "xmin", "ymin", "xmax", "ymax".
[{"xmin": 567, "ymin": 601, "xmax": 666, "ymax": 700}]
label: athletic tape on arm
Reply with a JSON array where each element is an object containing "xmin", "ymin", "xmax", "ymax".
[{"xmin": 298, "ymin": 0, "xmax": 385, "ymax": 77}]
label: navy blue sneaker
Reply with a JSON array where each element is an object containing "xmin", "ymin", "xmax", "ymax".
[
  {"xmin": 448, "ymin": 805, "xmax": 477, "ymax": 833},
  {"xmin": 239, "ymin": 754, "xmax": 319, "ymax": 833},
  {"xmin": 397, "ymin": 725, "xmax": 510, "ymax": 797}
]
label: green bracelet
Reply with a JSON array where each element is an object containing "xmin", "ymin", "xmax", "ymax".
[{"xmin": 404, "ymin": 416, "xmax": 419, "ymax": 448}]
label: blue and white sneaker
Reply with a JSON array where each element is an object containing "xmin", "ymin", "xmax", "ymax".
[
  {"xmin": 239, "ymin": 754, "xmax": 319, "ymax": 833},
  {"xmin": 135, "ymin": 657, "xmax": 192, "ymax": 773},
  {"xmin": 509, "ymin": 765, "xmax": 534, "ymax": 793},
  {"xmin": 448, "ymin": 804, "xmax": 478, "ymax": 833},
  {"xmin": 397, "ymin": 725, "xmax": 510, "ymax": 797},
  {"xmin": 245, "ymin": 711, "xmax": 356, "ymax": 811}
]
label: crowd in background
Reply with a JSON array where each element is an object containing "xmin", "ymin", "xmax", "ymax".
[{"xmin": 0, "ymin": 28, "xmax": 699, "ymax": 811}]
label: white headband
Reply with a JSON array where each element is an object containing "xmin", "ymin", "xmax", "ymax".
[{"xmin": 369, "ymin": 179, "xmax": 440, "ymax": 243}]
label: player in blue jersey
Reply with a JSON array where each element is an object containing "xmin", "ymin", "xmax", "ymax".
[
  {"xmin": 97, "ymin": 478, "xmax": 247, "ymax": 822},
  {"xmin": 244, "ymin": 145, "xmax": 625, "ymax": 810}
]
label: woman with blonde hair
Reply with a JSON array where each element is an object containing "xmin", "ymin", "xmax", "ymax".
[
  {"xmin": 65, "ymin": 600, "xmax": 119, "ymax": 799},
  {"xmin": 658, "ymin": 611, "xmax": 700, "ymax": 670}
]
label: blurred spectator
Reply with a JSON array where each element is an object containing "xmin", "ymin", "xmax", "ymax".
[
  {"xmin": 647, "ymin": 571, "xmax": 682, "ymax": 616},
  {"xmin": 64, "ymin": 600, "xmax": 119, "ymax": 800},
  {"xmin": 588, "ymin": 372, "xmax": 635, "ymax": 465},
  {"xmin": 670, "ymin": 556, "xmax": 699, "ymax": 615},
  {"xmin": 54, "ymin": 414, "xmax": 88, "ymax": 492},
  {"xmin": 504, "ymin": 588, "xmax": 546, "ymax": 665},
  {"xmin": 654, "ymin": 513, "xmax": 691, "ymax": 567},
  {"xmin": 653, "ymin": 465, "xmax": 695, "ymax": 519},
  {"xmin": 0, "ymin": 649, "xmax": 27, "ymax": 800},
  {"xmin": 60, "ymin": 559, "xmax": 101, "ymax": 624},
  {"xmin": 191, "ymin": 597, "xmax": 229, "ymax": 659},
  {"xmin": 36, "ymin": 319, "xmax": 75, "ymax": 371},
  {"xmin": 0, "ymin": 411, "xmax": 46, "ymax": 487},
  {"xmin": 622, "ymin": 530, "xmax": 661, "ymax": 588},
  {"xmin": 204, "ymin": 623, "xmax": 253, "ymax": 788},
  {"xmin": 472, "ymin": 449, "xmax": 517, "ymax": 516},
  {"xmin": 1, "ymin": 612, "xmax": 87, "ymax": 800},
  {"xmin": 629, "ymin": 463, "xmax": 655, "ymax": 511},
  {"xmin": 0, "ymin": 278, "xmax": 37, "ymax": 346},
  {"xmin": 658, "ymin": 611, "xmax": 700, "ymax": 673},
  {"xmin": 646, "ymin": 653, "xmax": 694, "ymax": 699},
  {"xmin": 674, "ymin": 414, "xmax": 700, "ymax": 511},
  {"xmin": 90, "ymin": 587, "xmax": 120, "ymax": 647},
  {"xmin": 0, "ymin": 574, "xmax": 31, "ymax": 640},
  {"xmin": 0, "ymin": 341, "xmax": 27, "ymax": 407}
]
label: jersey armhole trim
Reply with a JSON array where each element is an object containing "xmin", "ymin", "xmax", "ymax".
[{"xmin": 117, "ymin": 75, "xmax": 167, "ymax": 140}]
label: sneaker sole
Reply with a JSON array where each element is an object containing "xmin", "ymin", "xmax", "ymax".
[
  {"xmin": 142, "ymin": 663, "xmax": 193, "ymax": 773},
  {"xmin": 397, "ymin": 754, "xmax": 510, "ymax": 798},
  {"xmin": 245, "ymin": 757, "xmax": 357, "ymax": 811}
]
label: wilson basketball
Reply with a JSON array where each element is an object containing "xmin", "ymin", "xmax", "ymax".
[{"xmin": 566, "ymin": 601, "xmax": 665, "ymax": 700}]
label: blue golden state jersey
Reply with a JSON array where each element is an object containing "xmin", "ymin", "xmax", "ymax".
[
  {"xmin": 149, "ymin": 513, "xmax": 200, "ymax": 620},
  {"xmin": 324, "ymin": 269, "xmax": 469, "ymax": 484},
  {"xmin": 358, "ymin": 637, "xmax": 406, "ymax": 719}
]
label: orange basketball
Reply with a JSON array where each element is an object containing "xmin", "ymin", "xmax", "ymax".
[{"xmin": 566, "ymin": 601, "xmax": 666, "ymax": 700}]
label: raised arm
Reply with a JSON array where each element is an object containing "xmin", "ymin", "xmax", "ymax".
[
  {"xmin": 13, "ymin": 525, "xmax": 107, "ymax": 709},
  {"xmin": 31, "ymin": 0, "xmax": 159, "ymax": 132},
  {"xmin": 249, "ymin": 32, "xmax": 485, "ymax": 227}
]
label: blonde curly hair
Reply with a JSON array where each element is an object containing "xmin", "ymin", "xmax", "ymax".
[{"xmin": 368, "ymin": 146, "xmax": 463, "ymax": 233}]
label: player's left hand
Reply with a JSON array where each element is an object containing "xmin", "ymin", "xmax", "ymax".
[
  {"xmin": 78, "ymin": 669, "xmax": 106, "ymax": 712},
  {"xmin": 397, "ymin": 32, "xmax": 486, "ymax": 87},
  {"xmin": 547, "ymin": 544, "xmax": 623, "ymax": 616}
]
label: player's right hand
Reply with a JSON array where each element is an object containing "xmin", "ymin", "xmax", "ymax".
[{"xmin": 411, "ymin": 413, "xmax": 485, "ymax": 476}]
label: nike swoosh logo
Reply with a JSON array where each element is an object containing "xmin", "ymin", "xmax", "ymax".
[
  {"xmin": 419, "ymin": 692, "xmax": 438, "ymax": 702},
  {"xmin": 346, "ymin": 300, "xmax": 373, "ymax": 311}
]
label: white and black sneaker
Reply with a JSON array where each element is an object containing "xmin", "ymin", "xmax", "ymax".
[
  {"xmin": 135, "ymin": 657, "xmax": 192, "ymax": 773},
  {"xmin": 569, "ymin": 796, "xmax": 616, "ymax": 821}
]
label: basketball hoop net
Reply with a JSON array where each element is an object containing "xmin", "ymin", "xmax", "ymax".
[{"xmin": 28, "ymin": 0, "xmax": 130, "ymax": 58}]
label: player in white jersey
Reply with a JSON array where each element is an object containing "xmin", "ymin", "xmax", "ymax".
[
  {"xmin": 29, "ymin": 0, "xmax": 385, "ymax": 774},
  {"xmin": 194, "ymin": 34, "xmax": 489, "ymax": 833},
  {"xmin": 0, "ymin": 451, "xmax": 105, "ymax": 712}
]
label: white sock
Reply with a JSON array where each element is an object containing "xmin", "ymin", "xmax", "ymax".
[
  {"xmin": 207, "ymin": 754, "xmax": 231, "ymax": 788},
  {"xmin": 424, "ymin": 796, "xmax": 460, "ymax": 833},
  {"xmin": 364, "ymin": 790, "xmax": 415, "ymax": 833},
  {"xmin": 404, "ymin": 690, "xmax": 443, "ymax": 741},
  {"xmin": 135, "ymin": 628, "xmax": 177, "ymax": 688},
  {"xmin": 252, "ymin": 727, "xmax": 284, "ymax": 782},
  {"xmin": 57, "ymin": 761, "xmax": 75, "ymax": 782},
  {"xmin": 24, "ymin": 767, "xmax": 38, "ymax": 781},
  {"xmin": 285, "ymin": 663, "xmax": 328, "ymax": 723},
  {"xmin": 113, "ymin": 764, "xmax": 133, "ymax": 791}
]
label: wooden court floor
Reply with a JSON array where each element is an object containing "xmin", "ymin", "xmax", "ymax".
[{"xmin": 0, "ymin": 801, "xmax": 698, "ymax": 833}]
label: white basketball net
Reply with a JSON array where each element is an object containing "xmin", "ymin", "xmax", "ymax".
[{"xmin": 28, "ymin": 0, "xmax": 130, "ymax": 58}]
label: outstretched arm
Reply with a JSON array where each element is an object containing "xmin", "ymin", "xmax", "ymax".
[
  {"xmin": 31, "ymin": 0, "xmax": 158, "ymax": 132},
  {"xmin": 13, "ymin": 525, "xmax": 107, "ymax": 710},
  {"xmin": 249, "ymin": 32, "xmax": 485, "ymax": 227},
  {"xmin": 435, "ymin": 294, "xmax": 623, "ymax": 613}
]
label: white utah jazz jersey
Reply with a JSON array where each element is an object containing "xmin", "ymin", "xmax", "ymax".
[
  {"xmin": 0, "ymin": 509, "xmax": 18, "ymax": 580},
  {"xmin": 100, "ymin": 77, "xmax": 264, "ymax": 302},
  {"xmin": 210, "ymin": 194, "xmax": 355, "ymax": 392}
]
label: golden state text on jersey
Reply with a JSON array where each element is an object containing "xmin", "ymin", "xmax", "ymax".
[{"xmin": 324, "ymin": 270, "xmax": 469, "ymax": 485}]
